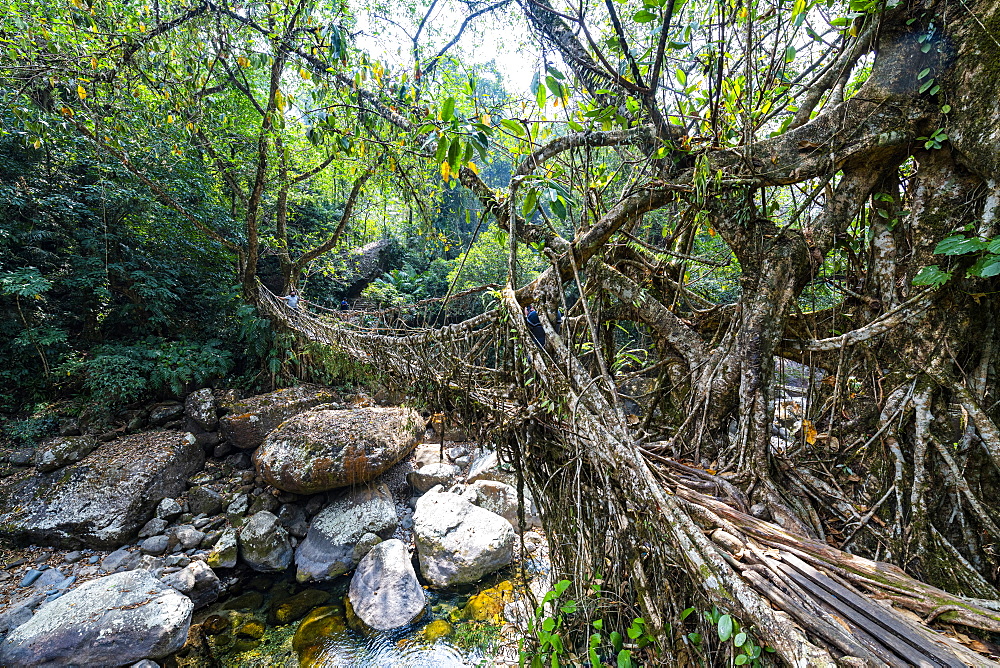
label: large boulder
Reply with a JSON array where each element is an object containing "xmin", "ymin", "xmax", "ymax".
[
  {"xmin": 33, "ymin": 435, "xmax": 99, "ymax": 473},
  {"xmin": 0, "ymin": 431, "xmax": 204, "ymax": 548},
  {"xmin": 219, "ymin": 385, "xmax": 336, "ymax": 450},
  {"xmin": 239, "ymin": 510, "xmax": 293, "ymax": 572},
  {"xmin": 0, "ymin": 570, "xmax": 193, "ymax": 666},
  {"xmin": 348, "ymin": 539, "xmax": 425, "ymax": 631},
  {"xmin": 254, "ymin": 407, "xmax": 423, "ymax": 494},
  {"xmin": 414, "ymin": 488, "xmax": 515, "ymax": 588},
  {"xmin": 295, "ymin": 483, "xmax": 398, "ymax": 582}
]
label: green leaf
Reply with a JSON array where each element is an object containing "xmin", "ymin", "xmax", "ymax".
[
  {"xmin": 967, "ymin": 254, "xmax": 1000, "ymax": 278},
  {"xmin": 554, "ymin": 580, "xmax": 571, "ymax": 595},
  {"xmin": 934, "ymin": 235, "xmax": 986, "ymax": 255},
  {"xmin": 633, "ymin": 9, "xmax": 658, "ymax": 22},
  {"xmin": 551, "ymin": 197, "xmax": 567, "ymax": 220},
  {"xmin": 919, "ymin": 78, "xmax": 935, "ymax": 93},
  {"xmin": 687, "ymin": 632, "xmax": 702, "ymax": 645},
  {"xmin": 616, "ymin": 649, "xmax": 633, "ymax": 668},
  {"xmin": 735, "ymin": 654, "xmax": 748, "ymax": 665},
  {"xmin": 610, "ymin": 630, "xmax": 624, "ymax": 653},
  {"xmin": 434, "ymin": 135, "xmax": 449, "ymax": 163},
  {"xmin": 536, "ymin": 82, "xmax": 547, "ymax": 108},
  {"xmin": 987, "ymin": 236, "xmax": 1000, "ymax": 254},
  {"xmin": 784, "ymin": 45, "xmax": 796, "ymax": 62},
  {"xmin": 592, "ymin": 619, "xmax": 604, "ymax": 630},
  {"xmin": 734, "ymin": 631, "xmax": 747, "ymax": 647},
  {"xmin": 501, "ymin": 118, "xmax": 526, "ymax": 137},
  {"xmin": 917, "ymin": 68, "xmax": 931, "ymax": 79},
  {"xmin": 542, "ymin": 617, "xmax": 556, "ymax": 633},
  {"xmin": 448, "ymin": 138, "xmax": 462, "ymax": 167},
  {"xmin": 441, "ymin": 96, "xmax": 455, "ymax": 121},
  {"xmin": 912, "ymin": 264, "xmax": 952, "ymax": 287},
  {"xmin": 680, "ymin": 607, "xmax": 695, "ymax": 620},
  {"xmin": 522, "ymin": 189, "xmax": 539, "ymax": 217},
  {"xmin": 940, "ymin": 104, "xmax": 952, "ymax": 113},
  {"xmin": 718, "ymin": 614, "xmax": 734, "ymax": 642}
]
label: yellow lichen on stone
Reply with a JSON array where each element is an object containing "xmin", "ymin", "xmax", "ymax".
[
  {"xmin": 421, "ymin": 619, "xmax": 453, "ymax": 642},
  {"xmin": 461, "ymin": 581, "xmax": 515, "ymax": 622}
]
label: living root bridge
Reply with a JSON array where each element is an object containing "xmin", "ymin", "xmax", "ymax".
[{"xmin": 257, "ymin": 284, "xmax": 1000, "ymax": 667}]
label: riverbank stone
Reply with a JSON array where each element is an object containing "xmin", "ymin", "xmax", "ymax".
[
  {"xmin": 254, "ymin": 406, "xmax": 423, "ymax": 494},
  {"xmin": 0, "ymin": 570, "xmax": 193, "ymax": 666},
  {"xmin": 32, "ymin": 435, "xmax": 99, "ymax": 473},
  {"xmin": 414, "ymin": 487, "xmax": 515, "ymax": 588},
  {"xmin": 239, "ymin": 510, "xmax": 293, "ymax": 572},
  {"xmin": 295, "ymin": 483, "xmax": 398, "ymax": 582},
  {"xmin": 0, "ymin": 431, "xmax": 204, "ymax": 548},
  {"xmin": 348, "ymin": 539, "xmax": 425, "ymax": 631}
]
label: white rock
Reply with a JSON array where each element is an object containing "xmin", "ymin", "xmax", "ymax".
[
  {"xmin": 463, "ymin": 480, "xmax": 542, "ymax": 531},
  {"xmin": 407, "ymin": 463, "xmax": 461, "ymax": 494},
  {"xmin": 414, "ymin": 489, "xmax": 514, "ymax": 588},
  {"xmin": 348, "ymin": 539, "xmax": 425, "ymax": 631}
]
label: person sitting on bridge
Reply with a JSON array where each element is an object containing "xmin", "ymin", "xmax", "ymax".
[
  {"xmin": 281, "ymin": 288, "xmax": 303, "ymax": 310},
  {"xmin": 525, "ymin": 305, "xmax": 545, "ymax": 349},
  {"xmin": 339, "ymin": 299, "xmax": 350, "ymax": 311}
]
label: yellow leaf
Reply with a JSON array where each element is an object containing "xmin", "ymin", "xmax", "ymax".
[
  {"xmin": 70, "ymin": 0, "xmax": 82, "ymax": 7},
  {"xmin": 76, "ymin": 84, "xmax": 86, "ymax": 100},
  {"xmin": 32, "ymin": 139, "xmax": 41, "ymax": 149},
  {"xmin": 440, "ymin": 161, "xmax": 451, "ymax": 182},
  {"xmin": 60, "ymin": 106, "xmax": 73, "ymax": 117},
  {"xmin": 467, "ymin": 161, "xmax": 479, "ymax": 175},
  {"xmin": 167, "ymin": 114, "xmax": 174, "ymax": 123},
  {"xmin": 803, "ymin": 420, "xmax": 818, "ymax": 445},
  {"xmin": 90, "ymin": 56, "xmax": 97, "ymax": 69},
  {"xmin": 300, "ymin": 68, "xmax": 311, "ymax": 80},
  {"xmin": 274, "ymin": 89, "xmax": 286, "ymax": 112},
  {"xmin": 481, "ymin": 114, "xmax": 491, "ymax": 126},
  {"xmin": 186, "ymin": 122, "xmax": 194, "ymax": 131},
  {"xmin": 237, "ymin": 56, "xmax": 249, "ymax": 68}
]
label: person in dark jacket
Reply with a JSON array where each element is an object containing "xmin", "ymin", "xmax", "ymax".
[{"xmin": 525, "ymin": 305, "xmax": 545, "ymax": 348}]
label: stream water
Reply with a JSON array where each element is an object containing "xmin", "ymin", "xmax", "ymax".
[{"xmin": 171, "ymin": 568, "xmax": 516, "ymax": 668}]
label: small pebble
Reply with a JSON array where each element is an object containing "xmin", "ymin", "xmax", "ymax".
[
  {"xmin": 63, "ymin": 551, "xmax": 83, "ymax": 564},
  {"xmin": 87, "ymin": 555, "xmax": 100, "ymax": 564}
]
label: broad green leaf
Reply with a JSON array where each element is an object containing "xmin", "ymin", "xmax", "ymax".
[
  {"xmin": 912, "ymin": 264, "xmax": 952, "ymax": 287},
  {"xmin": 718, "ymin": 614, "xmax": 733, "ymax": 642},
  {"xmin": 967, "ymin": 254, "xmax": 1000, "ymax": 278},
  {"xmin": 633, "ymin": 9, "xmax": 657, "ymax": 22},
  {"xmin": 934, "ymin": 235, "xmax": 986, "ymax": 255},
  {"xmin": 441, "ymin": 97, "xmax": 455, "ymax": 121},
  {"xmin": 501, "ymin": 119, "xmax": 526, "ymax": 137}
]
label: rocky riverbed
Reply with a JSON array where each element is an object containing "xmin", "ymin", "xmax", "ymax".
[{"xmin": 0, "ymin": 385, "xmax": 551, "ymax": 667}]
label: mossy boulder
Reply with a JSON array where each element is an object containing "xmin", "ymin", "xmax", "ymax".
[
  {"xmin": 0, "ymin": 431, "xmax": 204, "ymax": 548},
  {"xmin": 219, "ymin": 385, "xmax": 337, "ymax": 450},
  {"xmin": 269, "ymin": 588, "xmax": 330, "ymax": 625},
  {"xmin": 239, "ymin": 510, "xmax": 293, "ymax": 572},
  {"xmin": 254, "ymin": 406, "xmax": 423, "ymax": 494}
]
